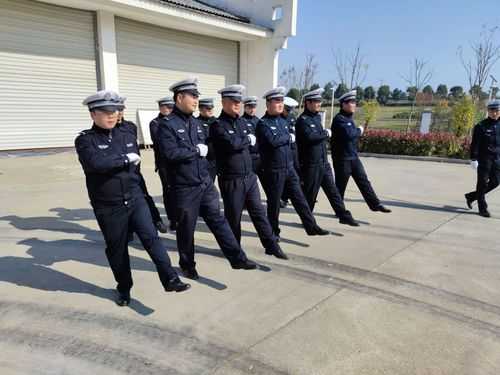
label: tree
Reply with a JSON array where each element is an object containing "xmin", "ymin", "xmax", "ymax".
[
  {"xmin": 309, "ymin": 83, "xmax": 321, "ymax": 91},
  {"xmin": 364, "ymin": 86, "xmax": 376, "ymax": 100},
  {"xmin": 333, "ymin": 43, "xmax": 368, "ymax": 88},
  {"xmin": 279, "ymin": 66, "xmax": 299, "ymax": 90},
  {"xmin": 458, "ymin": 25, "xmax": 500, "ymax": 102},
  {"xmin": 423, "ymin": 85, "xmax": 434, "ymax": 95},
  {"xmin": 436, "ymin": 84, "xmax": 448, "ymax": 98},
  {"xmin": 377, "ymin": 85, "xmax": 391, "ymax": 105},
  {"xmin": 469, "ymin": 85, "xmax": 488, "ymax": 101},
  {"xmin": 323, "ymin": 82, "xmax": 334, "ymax": 101},
  {"xmin": 451, "ymin": 96, "xmax": 476, "ymax": 137},
  {"xmin": 355, "ymin": 86, "xmax": 364, "ymax": 101},
  {"xmin": 286, "ymin": 88, "xmax": 300, "ymax": 101},
  {"xmin": 335, "ymin": 83, "xmax": 349, "ymax": 100},
  {"xmin": 449, "ymin": 86, "xmax": 464, "ymax": 100},
  {"xmin": 391, "ymin": 88, "xmax": 403, "ymax": 101},
  {"xmin": 279, "ymin": 54, "xmax": 319, "ymax": 106},
  {"xmin": 407, "ymin": 86, "xmax": 417, "ymax": 101},
  {"xmin": 361, "ymin": 100, "xmax": 380, "ymax": 129}
]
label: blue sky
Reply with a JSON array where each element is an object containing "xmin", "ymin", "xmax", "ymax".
[{"xmin": 279, "ymin": 0, "xmax": 500, "ymax": 91}]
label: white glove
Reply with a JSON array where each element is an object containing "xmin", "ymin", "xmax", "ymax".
[
  {"xmin": 197, "ymin": 144, "xmax": 208, "ymax": 157},
  {"xmin": 470, "ymin": 160, "xmax": 479, "ymax": 170},
  {"xmin": 126, "ymin": 153, "xmax": 141, "ymax": 165},
  {"xmin": 290, "ymin": 134, "xmax": 296, "ymax": 143},
  {"xmin": 248, "ymin": 134, "xmax": 256, "ymax": 146},
  {"xmin": 325, "ymin": 129, "xmax": 332, "ymax": 137},
  {"xmin": 358, "ymin": 126, "xmax": 364, "ymax": 136}
]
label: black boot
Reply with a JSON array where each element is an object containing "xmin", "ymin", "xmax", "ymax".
[
  {"xmin": 165, "ymin": 277, "xmax": 191, "ymax": 292},
  {"xmin": 231, "ymin": 259, "xmax": 258, "ymax": 270},
  {"xmin": 265, "ymin": 245, "xmax": 289, "ymax": 260},
  {"xmin": 373, "ymin": 205, "xmax": 391, "ymax": 213},
  {"xmin": 465, "ymin": 194, "xmax": 473, "ymax": 209},
  {"xmin": 339, "ymin": 211, "xmax": 359, "ymax": 227},
  {"xmin": 306, "ymin": 225, "xmax": 330, "ymax": 236},
  {"xmin": 156, "ymin": 220, "xmax": 168, "ymax": 233},
  {"xmin": 181, "ymin": 267, "xmax": 199, "ymax": 280},
  {"xmin": 115, "ymin": 289, "xmax": 130, "ymax": 307},
  {"xmin": 479, "ymin": 209, "xmax": 491, "ymax": 218}
]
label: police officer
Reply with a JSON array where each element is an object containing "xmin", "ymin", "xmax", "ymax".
[
  {"xmin": 211, "ymin": 85, "xmax": 288, "ymax": 260},
  {"xmin": 242, "ymin": 96, "xmax": 262, "ymax": 179},
  {"xmin": 331, "ymin": 90, "xmax": 391, "ymax": 213},
  {"xmin": 116, "ymin": 97, "xmax": 168, "ymax": 234},
  {"xmin": 296, "ymin": 88, "xmax": 359, "ymax": 227},
  {"xmin": 465, "ymin": 99, "xmax": 500, "ymax": 217},
  {"xmin": 157, "ymin": 78, "xmax": 257, "ymax": 280},
  {"xmin": 281, "ymin": 96, "xmax": 300, "ymax": 207},
  {"xmin": 150, "ymin": 96, "xmax": 177, "ymax": 231},
  {"xmin": 75, "ymin": 90, "xmax": 190, "ymax": 306},
  {"xmin": 197, "ymin": 98, "xmax": 217, "ymax": 182},
  {"xmin": 256, "ymin": 87, "xmax": 330, "ymax": 238}
]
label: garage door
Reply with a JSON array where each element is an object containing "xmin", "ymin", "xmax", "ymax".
[
  {"xmin": 0, "ymin": 0, "xmax": 97, "ymax": 151},
  {"xmin": 116, "ymin": 17, "xmax": 238, "ymax": 127}
]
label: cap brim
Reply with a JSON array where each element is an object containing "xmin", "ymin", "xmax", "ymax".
[{"xmin": 92, "ymin": 105, "xmax": 119, "ymax": 112}]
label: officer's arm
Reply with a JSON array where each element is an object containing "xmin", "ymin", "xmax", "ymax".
[
  {"xmin": 470, "ymin": 124, "xmax": 480, "ymax": 160},
  {"xmin": 75, "ymin": 135, "xmax": 128, "ymax": 174},
  {"xmin": 158, "ymin": 122, "xmax": 198, "ymax": 164},
  {"xmin": 256, "ymin": 121, "xmax": 291, "ymax": 148},
  {"xmin": 334, "ymin": 118, "xmax": 360, "ymax": 142},
  {"xmin": 149, "ymin": 120, "xmax": 158, "ymax": 145},
  {"xmin": 210, "ymin": 122, "xmax": 249, "ymax": 152},
  {"xmin": 296, "ymin": 119, "xmax": 328, "ymax": 144}
]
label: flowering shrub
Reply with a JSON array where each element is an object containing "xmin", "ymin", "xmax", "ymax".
[{"xmin": 358, "ymin": 130, "xmax": 471, "ymax": 159}]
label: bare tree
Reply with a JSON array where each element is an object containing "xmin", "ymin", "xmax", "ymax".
[
  {"xmin": 332, "ymin": 43, "xmax": 368, "ymax": 89},
  {"xmin": 458, "ymin": 25, "xmax": 500, "ymax": 102},
  {"xmin": 279, "ymin": 54, "xmax": 319, "ymax": 107},
  {"xmin": 401, "ymin": 58, "xmax": 433, "ymax": 132},
  {"xmin": 279, "ymin": 65, "xmax": 299, "ymax": 91}
]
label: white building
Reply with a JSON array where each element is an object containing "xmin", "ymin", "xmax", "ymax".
[{"xmin": 0, "ymin": 0, "xmax": 297, "ymax": 150}]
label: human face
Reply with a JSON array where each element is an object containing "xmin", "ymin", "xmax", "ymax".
[
  {"xmin": 341, "ymin": 99, "xmax": 357, "ymax": 114},
  {"xmin": 245, "ymin": 105, "xmax": 257, "ymax": 116},
  {"xmin": 266, "ymin": 98, "xmax": 284, "ymax": 116},
  {"xmin": 159, "ymin": 105, "xmax": 173, "ymax": 116},
  {"xmin": 222, "ymin": 98, "xmax": 241, "ymax": 117},
  {"xmin": 91, "ymin": 109, "xmax": 118, "ymax": 129},
  {"xmin": 117, "ymin": 111, "xmax": 124, "ymax": 122},
  {"xmin": 176, "ymin": 92, "xmax": 199, "ymax": 114},
  {"xmin": 306, "ymin": 100, "xmax": 321, "ymax": 113},
  {"xmin": 200, "ymin": 106, "xmax": 214, "ymax": 118},
  {"xmin": 488, "ymin": 108, "xmax": 500, "ymax": 120}
]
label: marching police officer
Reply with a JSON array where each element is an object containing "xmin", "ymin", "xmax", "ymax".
[
  {"xmin": 150, "ymin": 96, "xmax": 177, "ymax": 231},
  {"xmin": 281, "ymin": 96, "xmax": 300, "ymax": 207},
  {"xmin": 197, "ymin": 98, "xmax": 217, "ymax": 182},
  {"xmin": 256, "ymin": 86, "xmax": 330, "ymax": 238},
  {"xmin": 157, "ymin": 78, "xmax": 257, "ymax": 280},
  {"xmin": 331, "ymin": 90, "xmax": 391, "ymax": 213},
  {"xmin": 296, "ymin": 88, "xmax": 359, "ymax": 226},
  {"xmin": 211, "ymin": 85, "xmax": 288, "ymax": 260},
  {"xmin": 242, "ymin": 96, "xmax": 262, "ymax": 179},
  {"xmin": 465, "ymin": 99, "xmax": 500, "ymax": 217},
  {"xmin": 75, "ymin": 90, "xmax": 190, "ymax": 306}
]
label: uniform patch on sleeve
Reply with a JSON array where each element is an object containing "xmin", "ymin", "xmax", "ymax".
[{"xmin": 98, "ymin": 145, "xmax": 109, "ymax": 149}]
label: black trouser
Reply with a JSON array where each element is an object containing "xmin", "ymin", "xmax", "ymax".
[
  {"xmin": 158, "ymin": 166, "xmax": 176, "ymax": 223},
  {"xmin": 174, "ymin": 179, "xmax": 248, "ymax": 270},
  {"xmin": 282, "ymin": 147, "xmax": 300, "ymax": 202},
  {"xmin": 207, "ymin": 160, "xmax": 217, "ymax": 183},
  {"xmin": 301, "ymin": 162, "xmax": 350, "ymax": 218},
  {"xmin": 333, "ymin": 158, "xmax": 381, "ymax": 210},
  {"xmin": 261, "ymin": 165, "xmax": 318, "ymax": 236},
  {"xmin": 466, "ymin": 159, "xmax": 500, "ymax": 212},
  {"xmin": 93, "ymin": 197, "xmax": 177, "ymax": 293},
  {"xmin": 140, "ymin": 176, "xmax": 162, "ymax": 224},
  {"xmin": 219, "ymin": 173, "xmax": 280, "ymax": 252}
]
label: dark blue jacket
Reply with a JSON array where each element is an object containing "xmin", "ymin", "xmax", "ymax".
[
  {"xmin": 197, "ymin": 115, "xmax": 217, "ymax": 165},
  {"xmin": 157, "ymin": 106, "xmax": 209, "ymax": 187},
  {"xmin": 75, "ymin": 123, "xmax": 143, "ymax": 207},
  {"xmin": 242, "ymin": 113, "xmax": 260, "ymax": 159},
  {"xmin": 470, "ymin": 117, "xmax": 500, "ymax": 162},
  {"xmin": 256, "ymin": 112, "xmax": 293, "ymax": 171},
  {"xmin": 331, "ymin": 110, "xmax": 362, "ymax": 161},
  {"xmin": 150, "ymin": 113, "xmax": 166, "ymax": 170},
  {"xmin": 283, "ymin": 113, "xmax": 298, "ymax": 152},
  {"xmin": 210, "ymin": 111, "xmax": 253, "ymax": 179},
  {"xmin": 296, "ymin": 109, "xmax": 329, "ymax": 167}
]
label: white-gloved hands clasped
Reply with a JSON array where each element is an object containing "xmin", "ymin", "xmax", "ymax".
[
  {"xmin": 470, "ymin": 160, "xmax": 479, "ymax": 170},
  {"xmin": 126, "ymin": 153, "xmax": 141, "ymax": 165},
  {"xmin": 197, "ymin": 144, "xmax": 208, "ymax": 157},
  {"xmin": 358, "ymin": 126, "xmax": 364, "ymax": 136},
  {"xmin": 325, "ymin": 129, "xmax": 332, "ymax": 137},
  {"xmin": 290, "ymin": 134, "xmax": 296, "ymax": 143},
  {"xmin": 248, "ymin": 134, "xmax": 256, "ymax": 146}
]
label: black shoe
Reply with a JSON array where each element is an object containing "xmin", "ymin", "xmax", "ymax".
[
  {"xmin": 373, "ymin": 205, "xmax": 391, "ymax": 213},
  {"xmin": 181, "ymin": 267, "xmax": 199, "ymax": 280},
  {"xmin": 339, "ymin": 213, "xmax": 360, "ymax": 227},
  {"xmin": 231, "ymin": 259, "xmax": 258, "ymax": 270},
  {"xmin": 169, "ymin": 221, "xmax": 177, "ymax": 233},
  {"xmin": 165, "ymin": 277, "xmax": 191, "ymax": 292},
  {"xmin": 265, "ymin": 246, "xmax": 289, "ymax": 260},
  {"xmin": 115, "ymin": 290, "xmax": 130, "ymax": 307},
  {"xmin": 479, "ymin": 210, "xmax": 491, "ymax": 218},
  {"xmin": 127, "ymin": 232, "xmax": 134, "ymax": 243},
  {"xmin": 156, "ymin": 221, "xmax": 168, "ymax": 233},
  {"xmin": 280, "ymin": 200, "xmax": 288, "ymax": 208},
  {"xmin": 306, "ymin": 226, "xmax": 330, "ymax": 236},
  {"xmin": 465, "ymin": 194, "xmax": 473, "ymax": 209}
]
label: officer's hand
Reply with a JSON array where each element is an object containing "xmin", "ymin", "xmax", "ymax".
[
  {"xmin": 197, "ymin": 144, "xmax": 208, "ymax": 157},
  {"xmin": 290, "ymin": 134, "xmax": 296, "ymax": 143},
  {"xmin": 126, "ymin": 153, "xmax": 141, "ymax": 165},
  {"xmin": 248, "ymin": 134, "xmax": 257, "ymax": 146},
  {"xmin": 358, "ymin": 126, "xmax": 364, "ymax": 136},
  {"xmin": 325, "ymin": 129, "xmax": 332, "ymax": 137},
  {"xmin": 470, "ymin": 160, "xmax": 479, "ymax": 170}
]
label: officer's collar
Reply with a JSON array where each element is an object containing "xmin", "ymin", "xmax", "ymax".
[
  {"xmin": 303, "ymin": 108, "xmax": 319, "ymax": 117},
  {"xmin": 158, "ymin": 112, "xmax": 167, "ymax": 119},
  {"xmin": 172, "ymin": 105, "xmax": 193, "ymax": 121},
  {"xmin": 339, "ymin": 109, "xmax": 354, "ymax": 118},
  {"xmin": 91, "ymin": 123, "xmax": 114, "ymax": 135},
  {"xmin": 219, "ymin": 110, "xmax": 239, "ymax": 121},
  {"xmin": 243, "ymin": 113, "xmax": 256, "ymax": 119},
  {"xmin": 264, "ymin": 111, "xmax": 281, "ymax": 119}
]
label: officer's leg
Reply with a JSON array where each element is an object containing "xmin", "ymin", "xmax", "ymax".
[
  {"xmin": 285, "ymin": 168, "xmax": 318, "ymax": 232},
  {"xmin": 322, "ymin": 164, "xmax": 349, "ymax": 217},
  {"xmin": 301, "ymin": 165, "xmax": 322, "ymax": 211},
  {"xmin": 333, "ymin": 160, "xmax": 352, "ymax": 199},
  {"xmin": 129, "ymin": 197, "xmax": 178, "ymax": 288},
  {"xmin": 219, "ymin": 178, "xmax": 246, "ymax": 243},
  {"xmin": 175, "ymin": 186, "xmax": 203, "ymax": 270},
  {"xmin": 351, "ymin": 158, "xmax": 381, "ymax": 210},
  {"xmin": 158, "ymin": 167, "xmax": 170, "ymax": 218},
  {"xmin": 261, "ymin": 169, "xmax": 286, "ymax": 236},
  {"xmin": 94, "ymin": 205, "xmax": 133, "ymax": 294},
  {"xmin": 485, "ymin": 165, "xmax": 500, "ymax": 195},
  {"xmin": 200, "ymin": 182, "xmax": 247, "ymax": 265}
]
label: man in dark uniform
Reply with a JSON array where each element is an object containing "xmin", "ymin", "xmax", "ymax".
[
  {"xmin": 280, "ymin": 96, "xmax": 300, "ymax": 208},
  {"xmin": 150, "ymin": 96, "xmax": 177, "ymax": 232},
  {"xmin": 211, "ymin": 84, "xmax": 288, "ymax": 260},
  {"xmin": 197, "ymin": 98, "xmax": 217, "ymax": 182},
  {"xmin": 256, "ymin": 86, "xmax": 330, "ymax": 239},
  {"xmin": 75, "ymin": 90, "xmax": 190, "ymax": 306},
  {"xmin": 331, "ymin": 90, "xmax": 391, "ymax": 213},
  {"xmin": 242, "ymin": 96, "xmax": 262, "ymax": 180},
  {"xmin": 157, "ymin": 78, "xmax": 257, "ymax": 280},
  {"xmin": 116, "ymin": 98, "xmax": 168, "ymax": 234},
  {"xmin": 295, "ymin": 88, "xmax": 359, "ymax": 227},
  {"xmin": 465, "ymin": 99, "xmax": 500, "ymax": 217}
]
